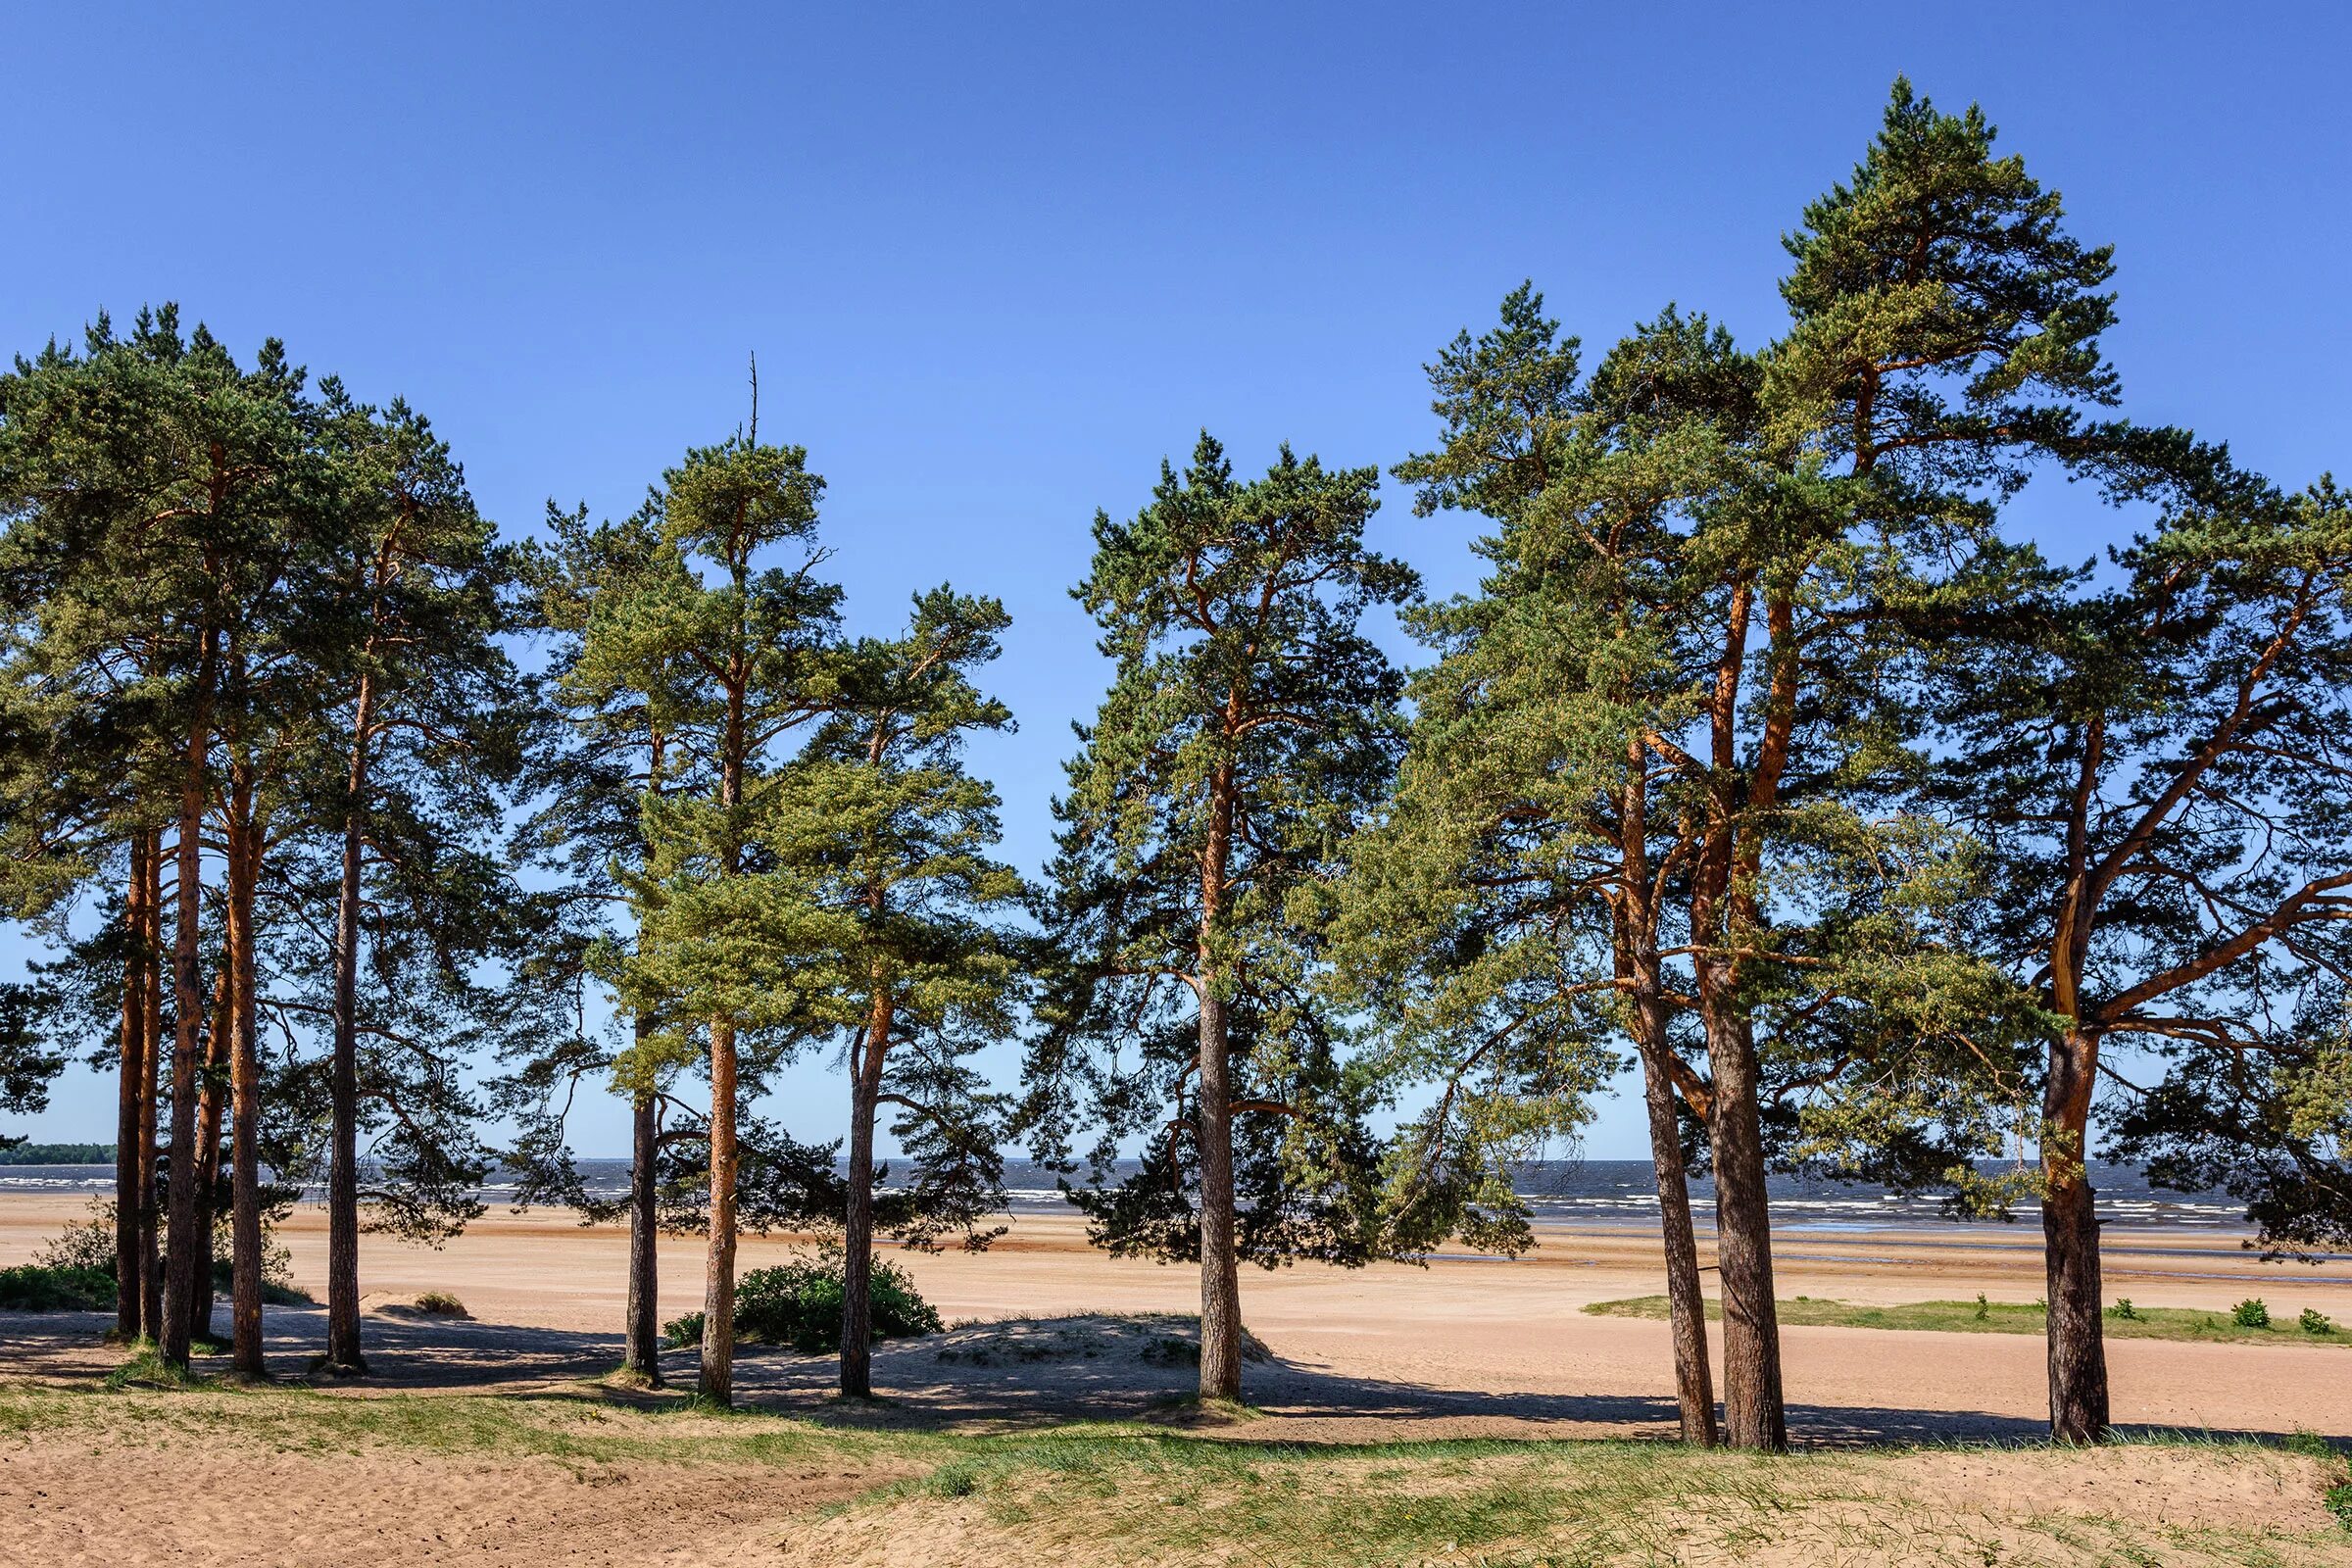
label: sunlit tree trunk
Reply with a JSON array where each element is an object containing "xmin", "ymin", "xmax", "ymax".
[{"xmin": 2042, "ymin": 1028, "xmax": 2108, "ymax": 1443}]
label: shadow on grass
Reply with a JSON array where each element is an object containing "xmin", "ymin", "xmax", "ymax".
[{"xmin": 4, "ymin": 1303, "xmax": 2341, "ymax": 1450}]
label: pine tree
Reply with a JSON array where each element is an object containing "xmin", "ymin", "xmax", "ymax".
[
  {"xmin": 1945, "ymin": 474, "xmax": 2352, "ymax": 1441},
  {"xmin": 1029, "ymin": 434, "xmax": 1415, "ymax": 1400},
  {"xmin": 765, "ymin": 585, "xmax": 1024, "ymax": 1397},
  {"xmin": 298, "ymin": 386, "xmax": 522, "ymax": 1374},
  {"xmin": 1348, "ymin": 289, "xmax": 1744, "ymax": 1446},
  {"xmin": 592, "ymin": 433, "xmax": 844, "ymax": 1406}
]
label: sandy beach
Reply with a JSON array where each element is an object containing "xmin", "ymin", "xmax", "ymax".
[
  {"xmin": 7, "ymin": 1193, "xmax": 2349, "ymax": 1444},
  {"xmin": 10, "ymin": 1193, "xmax": 2352, "ymax": 1566}
]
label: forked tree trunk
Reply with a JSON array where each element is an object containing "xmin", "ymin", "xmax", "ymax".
[
  {"xmin": 840, "ymin": 991, "xmax": 894, "ymax": 1398},
  {"xmin": 1634, "ymin": 1032, "xmax": 1716, "ymax": 1446},
  {"xmin": 1700, "ymin": 999, "xmax": 1786, "ymax": 1451},
  {"xmin": 699, "ymin": 1018, "xmax": 740, "ymax": 1405},
  {"xmin": 620, "ymin": 1066, "xmax": 661, "ymax": 1384},
  {"xmin": 159, "ymin": 645, "xmax": 216, "ymax": 1364},
  {"xmin": 2042, "ymin": 1029, "xmax": 2108, "ymax": 1444},
  {"xmin": 325, "ymin": 671, "xmax": 377, "ymax": 1375},
  {"xmin": 114, "ymin": 834, "xmax": 150, "ymax": 1339},
  {"xmin": 225, "ymin": 773, "xmax": 267, "ymax": 1381}
]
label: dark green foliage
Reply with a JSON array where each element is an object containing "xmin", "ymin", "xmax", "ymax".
[
  {"xmin": 1027, "ymin": 433, "xmax": 1417, "ymax": 1269},
  {"xmin": 661, "ymin": 1249, "xmax": 942, "ymax": 1351},
  {"xmin": 2233, "ymin": 1298, "xmax": 2272, "ymax": 1330},
  {"xmin": 0, "ymin": 1264, "xmax": 115, "ymax": 1309},
  {"xmin": 2304, "ymin": 1308, "xmax": 2335, "ymax": 1337},
  {"xmin": 0, "ymin": 1142, "xmax": 112, "ymax": 1163}
]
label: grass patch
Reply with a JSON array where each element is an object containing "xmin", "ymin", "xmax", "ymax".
[
  {"xmin": 1586, "ymin": 1294, "xmax": 2352, "ymax": 1348},
  {"xmin": 0, "ymin": 1381, "xmax": 2345, "ymax": 1562}
]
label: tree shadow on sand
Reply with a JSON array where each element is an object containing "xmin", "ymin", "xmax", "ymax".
[{"xmin": 1, "ymin": 1305, "xmax": 2329, "ymax": 1449}]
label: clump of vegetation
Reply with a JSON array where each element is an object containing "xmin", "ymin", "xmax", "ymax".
[
  {"xmin": 2233, "ymin": 1298, "xmax": 2272, "ymax": 1329},
  {"xmin": 32, "ymin": 1200, "xmax": 310, "ymax": 1304},
  {"xmin": 662, "ymin": 1249, "xmax": 942, "ymax": 1352},
  {"xmin": 2108, "ymin": 1298, "xmax": 2138, "ymax": 1321},
  {"xmin": 1585, "ymin": 1296, "xmax": 2352, "ymax": 1348},
  {"xmin": 32, "ymin": 1202, "xmax": 117, "ymax": 1273},
  {"xmin": 0, "ymin": 1263, "xmax": 116, "ymax": 1310},
  {"xmin": 412, "ymin": 1292, "xmax": 468, "ymax": 1317},
  {"xmin": 2303, "ymin": 1308, "xmax": 2335, "ymax": 1337}
]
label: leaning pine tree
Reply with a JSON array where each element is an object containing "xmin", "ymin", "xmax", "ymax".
[
  {"xmin": 1945, "ymin": 476, "xmax": 2352, "ymax": 1442},
  {"xmin": 1028, "ymin": 434, "xmax": 1415, "ymax": 1401}
]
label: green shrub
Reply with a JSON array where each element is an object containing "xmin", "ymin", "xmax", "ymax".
[
  {"xmin": 2303, "ymin": 1307, "xmax": 2335, "ymax": 1337},
  {"xmin": 736, "ymin": 1248, "xmax": 943, "ymax": 1351},
  {"xmin": 0, "ymin": 1263, "xmax": 115, "ymax": 1310},
  {"xmin": 2231, "ymin": 1298, "xmax": 2271, "ymax": 1329},
  {"xmin": 33, "ymin": 1201, "xmax": 117, "ymax": 1274},
  {"xmin": 36, "ymin": 1199, "xmax": 307, "ymax": 1303},
  {"xmin": 659, "ymin": 1248, "xmax": 944, "ymax": 1354},
  {"xmin": 1973, "ymin": 1293, "xmax": 1989, "ymax": 1321},
  {"xmin": 2107, "ymin": 1298, "xmax": 2137, "ymax": 1321}
]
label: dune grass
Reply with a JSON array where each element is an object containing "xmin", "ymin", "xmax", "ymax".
[
  {"xmin": 1584, "ymin": 1293, "xmax": 2352, "ymax": 1348},
  {"xmin": 0, "ymin": 1378, "xmax": 2346, "ymax": 1565}
]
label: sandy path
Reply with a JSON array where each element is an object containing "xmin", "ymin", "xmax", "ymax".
[{"xmin": 6, "ymin": 1195, "xmax": 2351, "ymax": 1442}]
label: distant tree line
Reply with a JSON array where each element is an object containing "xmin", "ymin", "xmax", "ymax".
[{"xmin": 0, "ymin": 79, "xmax": 2343, "ymax": 1446}]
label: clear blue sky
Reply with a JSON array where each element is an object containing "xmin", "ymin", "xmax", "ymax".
[{"xmin": 5, "ymin": 4, "xmax": 2347, "ymax": 1159}]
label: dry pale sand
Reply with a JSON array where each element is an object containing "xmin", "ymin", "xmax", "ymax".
[
  {"xmin": 7, "ymin": 1194, "xmax": 2352, "ymax": 1566},
  {"xmin": 5, "ymin": 1192, "xmax": 2351, "ymax": 1443}
]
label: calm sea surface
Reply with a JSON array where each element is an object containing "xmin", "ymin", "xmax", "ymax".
[{"xmin": 0, "ymin": 1157, "xmax": 2251, "ymax": 1234}]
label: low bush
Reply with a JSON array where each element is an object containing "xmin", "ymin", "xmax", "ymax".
[
  {"xmin": 2108, "ymin": 1298, "xmax": 2138, "ymax": 1321},
  {"xmin": 2232, "ymin": 1298, "xmax": 2271, "ymax": 1329},
  {"xmin": 412, "ymin": 1292, "xmax": 467, "ymax": 1316},
  {"xmin": 0, "ymin": 1262, "xmax": 115, "ymax": 1310},
  {"xmin": 2304, "ymin": 1307, "xmax": 2335, "ymax": 1337},
  {"xmin": 35, "ymin": 1199, "xmax": 309, "ymax": 1303},
  {"xmin": 660, "ymin": 1248, "xmax": 943, "ymax": 1352}
]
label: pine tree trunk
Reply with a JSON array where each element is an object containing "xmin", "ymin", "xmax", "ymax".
[
  {"xmin": 621, "ymin": 1064, "xmax": 661, "ymax": 1384},
  {"xmin": 1617, "ymin": 745, "xmax": 1715, "ymax": 1445},
  {"xmin": 159, "ymin": 647, "xmax": 215, "ymax": 1364},
  {"xmin": 186, "ymin": 966, "xmax": 231, "ymax": 1345},
  {"xmin": 699, "ymin": 1018, "xmax": 740, "ymax": 1406},
  {"xmin": 1635, "ymin": 1033, "xmax": 1716, "ymax": 1446},
  {"xmin": 114, "ymin": 834, "xmax": 149, "ymax": 1340},
  {"xmin": 1195, "ymin": 986, "xmax": 1244, "ymax": 1402},
  {"xmin": 1700, "ymin": 1003, "xmax": 1785, "ymax": 1450},
  {"xmin": 325, "ymin": 676, "xmax": 375, "ymax": 1375},
  {"xmin": 137, "ymin": 833, "xmax": 165, "ymax": 1342},
  {"xmin": 225, "ymin": 777, "xmax": 266, "ymax": 1381},
  {"xmin": 1194, "ymin": 757, "xmax": 1244, "ymax": 1403},
  {"xmin": 840, "ymin": 992, "xmax": 893, "ymax": 1399},
  {"xmin": 2042, "ymin": 1029, "xmax": 2108, "ymax": 1444}
]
